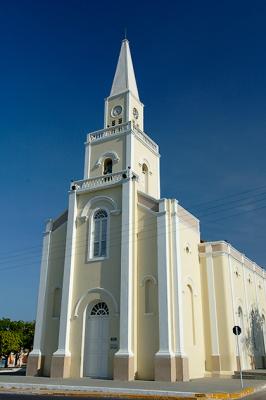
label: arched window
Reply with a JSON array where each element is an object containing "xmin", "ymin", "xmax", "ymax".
[
  {"xmin": 145, "ymin": 279, "xmax": 153, "ymax": 314},
  {"xmin": 91, "ymin": 302, "xmax": 109, "ymax": 316},
  {"xmin": 103, "ymin": 158, "xmax": 113, "ymax": 175},
  {"xmin": 142, "ymin": 163, "xmax": 149, "ymax": 193},
  {"xmin": 91, "ymin": 209, "xmax": 108, "ymax": 258},
  {"xmin": 52, "ymin": 288, "xmax": 62, "ymax": 318}
]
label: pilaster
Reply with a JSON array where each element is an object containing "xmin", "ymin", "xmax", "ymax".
[
  {"xmin": 206, "ymin": 245, "xmax": 221, "ymax": 372},
  {"xmin": 154, "ymin": 199, "xmax": 175, "ymax": 382},
  {"xmin": 83, "ymin": 141, "xmax": 91, "ymax": 179},
  {"xmin": 171, "ymin": 200, "xmax": 189, "ymax": 381},
  {"xmin": 27, "ymin": 219, "xmax": 53, "ymax": 376},
  {"xmin": 50, "ymin": 190, "xmax": 77, "ymax": 378},
  {"xmin": 114, "ymin": 131, "xmax": 135, "ymax": 381}
]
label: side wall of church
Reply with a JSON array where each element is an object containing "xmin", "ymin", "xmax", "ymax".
[
  {"xmin": 42, "ymin": 222, "xmax": 67, "ymax": 376},
  {"xmin": 200, "ymin": 241, "xmax": 266, "ymax": 375},
  {"xmin": 68, "ymin": 186, "xmax": 122, "ymax": 378}
]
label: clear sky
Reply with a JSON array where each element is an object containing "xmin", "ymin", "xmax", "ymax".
[{"xmin": 0, "ymin": 0, "xmax": 266, "ymax": 321}]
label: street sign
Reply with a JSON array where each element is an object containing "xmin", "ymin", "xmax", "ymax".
[{"xmin": 233, "ymin": 325, "xmax": 242, "ymax": 335}]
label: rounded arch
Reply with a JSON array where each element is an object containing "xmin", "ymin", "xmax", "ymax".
[
  {"xmin": 95, "ymin": 151, "xmax": 120, "ymax": 167},
  {"xmin": 141, "ymin": 274, "xmax": 157, "ymax": 287},
  {"xmin": 73, "ymin": 287, "xmax": 119, "ymax": 318},
  {"xmin": 140, "ymin": 158, "xmax": 151, "ymax": 171},
  {"xmin": 81, "ymin": 195, "xmax": 119, "ymax": 219}
]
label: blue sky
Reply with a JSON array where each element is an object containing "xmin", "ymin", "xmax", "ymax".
[{"xmin": 0, "ymin": 0, "xmax": 266, "ymax": 321}]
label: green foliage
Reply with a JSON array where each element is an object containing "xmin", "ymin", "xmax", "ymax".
[
  {"xmin": 0, "ymin": 331, "xmax": 21, "ymax": 356},
  {"xmin": 0, "ymin": 318, "xmax": 35, "ymax": 357}
]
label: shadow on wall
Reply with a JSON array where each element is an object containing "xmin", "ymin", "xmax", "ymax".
[{"xmin": 244, "ymin": 307, "xmax": 266, "ymax": 369}]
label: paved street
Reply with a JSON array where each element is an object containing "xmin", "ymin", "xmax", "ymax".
[
  {"xmin": 0, "ymin": 395, "xmax": 131, "ymax": 400},
  {"xmin": 244, "ymin": 390, "xmax": 266, "ymax": 399}
]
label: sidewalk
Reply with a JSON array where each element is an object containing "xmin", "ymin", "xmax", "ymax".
[{"xmin": 0, "ymin": 374, "xmax": 265, "ymax": 398}]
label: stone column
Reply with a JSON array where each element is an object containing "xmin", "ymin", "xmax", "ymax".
[
  {"xmin": 114, "ymin": 131, "xmax": 135, "ymax": 380},
  {"xmin": 171, "ymin": 200, "xmax": 189, "ymax": 381},
  {"xmin": 206, "ymin": 244, "xmax": 221, "ymax": 371},
  {"xmin": 154, "ymin": 199, "xmax": 176, "ymax": 382},
  {"xmin": 50, "ymin": 190, "xmax": 77, "ymax": 378},
  {"xmin": 26, "ymin": 219, "xmax": 53, "ymax": 376}
]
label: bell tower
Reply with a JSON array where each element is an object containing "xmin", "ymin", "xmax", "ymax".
[{"xmin": 104, "ymin": 39, "xmax": 144, "ymax": 131}]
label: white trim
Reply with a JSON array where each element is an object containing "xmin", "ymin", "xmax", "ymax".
[
  {"xmin": 116, "ymin": 131, "xmax": 134, "ymax": 358},
  {"xmin": 73, "ymin": 287, "xmax": 119, "ymax": 318},
  {"xmin": 83, "ymin": 142, "xmax": 91, "ymax": 179},
  {"xmin": 53, "ymin": 191, "xmax": 77, "ymax": 357},
  {"xmin": 88, "ymin": 207, "xmax": 110, "ymax": 261},
  {"xmin": 95, "ymin": 151, "xmax": 120, "ymax": 168},
  {"xmin": 155, "ymin": 200, "xmax": 174, "ymax": 357},
  {"xmin": 141, "ymin": 275, "xmax": 157, "ymax": 287},
  {"xmin": 206, "ymin": 245, "xmax": 220, "ymax": 356},
  {"xmin": 171, "ymin": 200, "xmax": 186, "ymax": 357},
  {"xmin": 30, "ymin": 219, "xmax": 53, "ymax": 356},
  {"xmin": 81, "ymin": 196, "xmax": 118, "ymax": 219}
]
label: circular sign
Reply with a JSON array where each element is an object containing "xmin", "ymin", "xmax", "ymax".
[{"xmin": 233, "ymin": 325, "xmax": 242, "ymax": 335}]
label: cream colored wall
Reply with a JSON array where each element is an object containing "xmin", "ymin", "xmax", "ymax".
[
  {"xmin": 199, "ymin": 242, "xmax": 266, "ymax": 374},
  {"xmin": 42, "ymin": 222, "xmax": 67, "ymax": 376},
  {"xmin": 129, "ymin": 95, "xmax": 144, "ymax": 131},
  {"xmin": 133, "ymin": 136, "xmax": 160, "ymax": 199},
  {"xmin": 136, "ymin": 205, "xmax": 159, "ymax": 380},
  {"xmin": 89, "ymin": 135, "xmax": 127, "ymax": 178},
  {"xmin": 179, "ymin": 218, "xmax": 205, "ymax": 379},
  {"xmin": 213, "ymin": 255, "xmax": 236, "ymax": 372},
  {"xmin": 68, "ymin": 186, "xmax": 122, "ymax": 378}
]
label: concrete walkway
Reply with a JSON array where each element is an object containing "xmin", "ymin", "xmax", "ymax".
[{"xmin": 0, "ymin": 375, "xmax": 265, "ymax": 398}]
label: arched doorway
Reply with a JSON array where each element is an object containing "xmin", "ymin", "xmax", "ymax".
[{"xmin": 84, "ymin": 302, "xmax": 109, "ymax": 378}]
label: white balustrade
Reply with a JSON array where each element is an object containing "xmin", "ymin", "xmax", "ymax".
[
  {"xmin": 87, "ymin": 121, "xmax": 159, "ymax": 153},
  {"xmin": 73, "ymin": 170, "xmax": 129, "ymax": 192}
]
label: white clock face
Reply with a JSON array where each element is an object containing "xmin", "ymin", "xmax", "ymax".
[
  {"xmin": 111, "ymin": 105, "xmax": 122, "ymax": 117},
  {"xmin": 133, "ymin": 107, "xmax": 139, "ymax": 119}
]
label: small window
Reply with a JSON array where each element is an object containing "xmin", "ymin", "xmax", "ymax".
[
  {"xmin": 91, "ymin": 209, "xmax": 108, "ymax": 258},
  {"xmin": 103, "ymin": 158, "xmax": 113, "ymax": 175},
  {"xmin": 142, "ymin": 163, "xmax": 148, "ymax": 174},
  {"xmin": 118, "ymin": 118, "xmax": 122, "ymax": 124},
  {"xmin": 112, "ymin": 120, "xmax": 115, "ymax": 126}
]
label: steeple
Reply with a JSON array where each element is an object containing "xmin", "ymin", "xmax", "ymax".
[{"xmin": 110, "ymin": 39, "xmax": 139, "ymax": 100}]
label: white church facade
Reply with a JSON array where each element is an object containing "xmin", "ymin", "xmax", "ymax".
[{"xmin": 27, "ymin": 39, "xmax": 266, "ymax": 381}]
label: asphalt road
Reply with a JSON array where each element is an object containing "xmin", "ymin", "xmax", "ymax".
[
  {"xmin": 0, "ymin": 395, "xmax": 137, "ymax": 400},
  {"xmin": 244, "ymin": 390, "xmax": 266, "ymax": 399}
]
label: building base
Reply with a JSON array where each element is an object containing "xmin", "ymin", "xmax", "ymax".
[
  {"xmin": 113, "ymin": 353, "xmax": 135, "ymax": 380},
  {"xmin": 175, "ymin": 355, "xmax": 189, "ymax": 381},
  {"xmin": 211, "ymin": 355, "xmax": 221, "ymax": 372},
  {"xmin": 154, "ymin": 353, "xmax": 176, "ymax": 382},
  {"xmin": 26, "ymin": 352, "xmax": 44, "ymax": 376},
  {"xmin": 50, "ymin": 354, "xmax": 71, "ymax": 378}
]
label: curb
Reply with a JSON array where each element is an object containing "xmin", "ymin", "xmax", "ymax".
[{"xmin": 0, "ymin": 383, "xmax": 256, "ymax": 399}]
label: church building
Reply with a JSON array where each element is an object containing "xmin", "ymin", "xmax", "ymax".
[{"xmin": 27, "ymin": 39, "xmax": 266, "ymax": 381}]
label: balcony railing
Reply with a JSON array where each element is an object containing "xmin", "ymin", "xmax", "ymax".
[
  {"xmin": 87, "ymin": 121, "xmax": 159, "ymax": 153},
  {"xmin": 89, "ymin": 122, "xmax": 131, "ymax": 143},
  {"xmin": 72, "ymin": 170, "xmax": 129, "ymax": 192}
]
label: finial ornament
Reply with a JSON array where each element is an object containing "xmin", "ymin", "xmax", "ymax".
[{"xmin": 124, "ymin": 27, "xmax": 127, "ymax": 40}]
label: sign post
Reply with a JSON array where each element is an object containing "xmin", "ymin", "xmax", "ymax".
[{"xmin": 233, "ymin": 325, "xmax": 243, "ymax": 389}]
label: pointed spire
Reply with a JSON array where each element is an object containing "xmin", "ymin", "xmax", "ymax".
[{"xmin": 110, "ymin": 39, "xmax": 139, "ymax": 100}]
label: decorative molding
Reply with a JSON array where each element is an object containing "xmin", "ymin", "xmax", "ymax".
[
  {"xmin": 81, "ymin": 195, "xmax": 119, "ymax": 218},
  {"xmin": 95, "ymin": 151, "xmax": 120, "ymax": 168},
  {"xmin": 73, "ymin": 287, "xmax": 119, "ymax": 318},
  {"xmin": 141, "ymin": 275, "xmax": 157, "ymax": 287}
]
